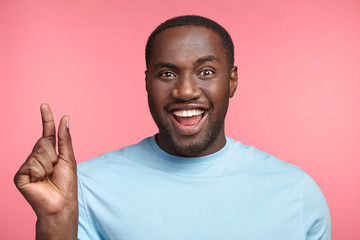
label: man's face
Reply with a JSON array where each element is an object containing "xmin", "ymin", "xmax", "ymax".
[{"xmin": 146, "ymin": 26, "xmax": 237, "ymax": 157}]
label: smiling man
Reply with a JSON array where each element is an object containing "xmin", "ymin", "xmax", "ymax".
[{"xmin": 14, "ymin": 15, "xmax": 331, "ymax": 240}]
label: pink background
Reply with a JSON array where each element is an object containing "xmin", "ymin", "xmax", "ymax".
[{"xmin": 1, "ymin": 0, "xmax": 359, "ymax": 239}]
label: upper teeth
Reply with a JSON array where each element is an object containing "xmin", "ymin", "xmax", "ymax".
[{"xmin": 173, "ymin": 109, "xmax": 204, "ymax": 117}]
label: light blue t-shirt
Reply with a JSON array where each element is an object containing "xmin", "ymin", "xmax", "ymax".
[{"xmin": 77, "ymin": 136, "xmax": 331, "ymax": 239}]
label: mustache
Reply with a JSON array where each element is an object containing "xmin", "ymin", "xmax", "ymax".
[{"xmin": 164, "ymin": 100, "xmax": 210, "ymax": 109}]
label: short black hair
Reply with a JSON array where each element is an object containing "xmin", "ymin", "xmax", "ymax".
[{"xmin": 145, "ymin": 15, "xmax": 234, "ymax": 69}]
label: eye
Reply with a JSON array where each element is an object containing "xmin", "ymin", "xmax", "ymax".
[
  {"xmin": 159, "ymin": 71, "xmax": 176, "ymax": 78},
  {"xmin": 199, "ymin": 69, "xmax": 215, "ymax": 76}
]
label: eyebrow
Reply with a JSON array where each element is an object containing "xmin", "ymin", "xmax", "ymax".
[
  {"xmin": 195, "ymin": 55, "xmax": 220, "ymax": 65},
  {"xmin": 155, "ymin": 62, "xmax": 177, "ymax": 69}
]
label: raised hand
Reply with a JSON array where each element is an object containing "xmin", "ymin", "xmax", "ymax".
[{"xmin": 14, "ymin": 103, "xmax": 78, "ymax": 240}]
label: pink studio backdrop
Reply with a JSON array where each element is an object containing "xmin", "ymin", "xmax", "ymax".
[{"xmin": 1, "ymin": 0, "xmax": 359, "ymax": 239}]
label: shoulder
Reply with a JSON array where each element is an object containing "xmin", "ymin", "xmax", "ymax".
[
  {"xmin": 77, "ymin": 136, "xmax": 154, "ymax": 175},
  {"xmin": 226, "ymin": 137, "xmax": 331, "ymax": 238},
  {"xmin": 226, "ymin": 137, "xmax": 303, "ymax": 177}
]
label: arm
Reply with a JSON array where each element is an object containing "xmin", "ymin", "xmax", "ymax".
[{"xmin": 302, "ymin": 173, "xmax": 331, "ymax": 240}]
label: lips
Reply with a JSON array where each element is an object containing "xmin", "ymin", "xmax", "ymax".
[
  {"xmin": 173, "ymin": 109, "xmax": 204, "ymax": 126},
  {"xmin": 168, "ymin": 106, "xmax": 208, "ymax": 136}
]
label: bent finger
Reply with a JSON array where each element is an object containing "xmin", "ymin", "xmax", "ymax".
[
  {"xmin": 32, "ymin": 148, "xmax": 55, "ymax": 177},
  {"xmin": 15, "ymin": 156, "xmax": 47, "ymax": 190}
]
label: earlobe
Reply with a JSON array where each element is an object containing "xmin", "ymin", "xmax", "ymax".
[{"xmin": 229, "ymin": 66, "xmax": 238, "ymax": 98}]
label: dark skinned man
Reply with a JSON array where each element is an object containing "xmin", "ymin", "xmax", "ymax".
[{"xmin": 14, "ymin": 15, "xmax": 331, "ymax": 240}]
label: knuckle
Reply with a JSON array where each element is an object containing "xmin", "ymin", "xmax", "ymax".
[
  {"xmin": 33, "ymin": 138, "xmax": 46, "ymax": 151},
  {"xmin": 38, "ymin": 137, "xmax": 50, "ymax": 145},
  {"xmin": 27, "ymin": 157, "xmax": 38, "ymax": 166},
  {"xmin": 34, "ymin": 138, "xmax": 55, "ymax": 155},
  {"xmin": 13, "ymin": 172, "xmax": 20, "ymax": 185},
  {"xmin": 46, "ymin": 134, "xmax": 56, "ymax": 143},
  {"xmin": 34, "ymin": 147, "xmax": 44, "ymax": 155},
  {"xmin": 29, "ymin": 165, "xmax": 45, "ymax": 178},
  {"xmin": 50, "ymin": 155, "xmax": 58, "ymax": 164}
]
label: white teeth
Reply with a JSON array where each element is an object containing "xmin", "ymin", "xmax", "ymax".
[{"xmin": 173, "ymin": 109, "xmax": 204, "ymax": 117}]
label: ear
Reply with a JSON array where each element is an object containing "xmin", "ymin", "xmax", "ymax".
[
  {"xmin": 229, "ymin": 66, "xmax": 238, "ymax": 98},
  {"xmin": 145, "ymin": 70, "xmax": 149, "ymax": 92}
]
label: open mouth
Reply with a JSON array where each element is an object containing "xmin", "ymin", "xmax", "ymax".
[
  {"xmin": 169, "ymin": 108, "xmax": 208, "ymax": 136},
  {"xmin": 172, "ymin": 109, "xmax": 205, "ymax": 126}
]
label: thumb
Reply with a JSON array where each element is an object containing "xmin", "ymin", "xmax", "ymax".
[{"xmin": 57, "ymin": 115, "xmax": 76, "ymax": 167}]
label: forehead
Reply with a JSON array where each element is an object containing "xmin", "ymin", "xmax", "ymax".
[{"xmin": 149, "ymin": 26, "xmax": 226, "ymax": 66}]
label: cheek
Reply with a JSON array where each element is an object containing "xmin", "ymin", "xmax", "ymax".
[
  {"xmin": 150, "ymin": 81, "xmax": 174, "ymax": 101},
  {"xmin": 200, "ymin": 80, "xmax": 230, "ymax": 103},
  {"xmin": 147, "ymin": 81, "xmax": 172, "ymax": 112}
]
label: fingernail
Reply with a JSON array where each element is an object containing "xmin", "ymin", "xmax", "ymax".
[{"xmin": 66, "ymin": 117, "xmax": 70, "ymax": 128}]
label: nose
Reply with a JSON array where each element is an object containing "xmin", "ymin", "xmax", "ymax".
[{"xmin": 171, "ymin": 75, "xmax": 201, "ymax": 101}]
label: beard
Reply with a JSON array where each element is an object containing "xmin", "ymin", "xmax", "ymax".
[{"xmin": 148, "ymin": 97, "xmax": 229, "ymax": 157}]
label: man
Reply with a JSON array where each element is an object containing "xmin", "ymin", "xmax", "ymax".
[{"xmin": 14, "ymin": 15, "xmax": 331, "ymax": 239}]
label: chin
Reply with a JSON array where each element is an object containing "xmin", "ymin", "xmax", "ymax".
[
  {"xmin": 169, "ymin": 138, "xmax": 212, "ymax": 157},
  {"xmin": 158, "ymin": 120, "xmax": 223, "ymax": 158}
]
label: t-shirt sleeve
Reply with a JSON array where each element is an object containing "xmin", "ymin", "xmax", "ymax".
[
  {"xmin": 302, "ymin": 173, "xmax": 331, "ymax": 240},
  {"xmin": 77, "ymin": 172, "xmax": 101, "ymax": 240}
]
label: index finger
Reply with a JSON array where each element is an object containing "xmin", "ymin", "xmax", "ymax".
[{"xmin": 40, "ymin": 103, "xmax": 56, "ymax": 148}]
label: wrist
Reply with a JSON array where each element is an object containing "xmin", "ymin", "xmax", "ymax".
[{"xmin": 35, "ymin": 204, "xmax": 78, "ymax": 240}]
